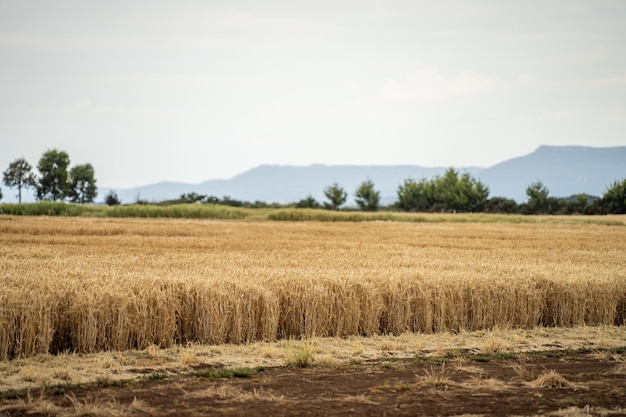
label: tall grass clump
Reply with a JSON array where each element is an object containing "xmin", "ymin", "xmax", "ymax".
[
  {"xmin": 0, "ymin": 288, "xmax": 57, "ymax": 360},
  {"xmin": 104, "ymin": 204, "xmax": 250, "ymax": 219},
  {"xmin": 267, "ymin": 208, "xmax": 429, "ymax": 223},
  {"xmin": 0, "ymin": 202, "xmax": 250, "ymax": 220},
  {"xmin": 269, "ymin": 276, "xmax": 383, "ymax": 338},
  {"xmin": 0, "ymin": 202, "xmax": 97, "ymax": 216}
]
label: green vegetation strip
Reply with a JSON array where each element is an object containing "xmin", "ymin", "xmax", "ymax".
[{"xmin": 0, "ymin": 202, "xmax": 623, "ymax": 226}]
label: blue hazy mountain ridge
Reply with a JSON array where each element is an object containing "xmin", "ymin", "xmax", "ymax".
[
  {"xmin": 478, "ymin": 145, "xmax": 626, "ymax": 203},
  {"xmin": 3, "ymin": 145, "xmax": 623, "ymax": 204},
  {"xmin": 113, "ymin": 165, "xmax": 471, "ymax": 206},
  {"xmin": 102, "ymin": 145, "xmax": 625, "ymax": 206}
]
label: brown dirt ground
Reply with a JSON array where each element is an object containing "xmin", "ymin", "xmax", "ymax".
[{"xmin": 1, "ymin": 350, "xmax": 625, "ymax": 417}]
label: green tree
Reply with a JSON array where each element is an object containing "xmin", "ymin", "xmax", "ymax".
[
  {"xmin": 179, "ymin": 192, "xmax": 206, "ymax": 204},
  {"xmin": 323, "ymin": 183, "xmax": 347, "ymax": 210},
  {"xmin": 432, "ymin": 168, "xmax": 489, "ymax": 212},
  {"xmin": 396, "ymin": 178, "xmax": 435, "ymax": 212},
  {"xmin": 105, "ymin": 190, "xmax": 121, "ymax": 206},
  {"xmin": 69, "ymin": 163, "xmax": 98, "ymax": 204},
  {"xmin": 3, "ymin": 157, "xmax": 37, "ymax": 203},
  {"xmin": 600, "ymin": 178, "xmax": 626, "ymax": 214},
  {"xmin": 524, "ymin": 181, "xmax": 550, "ymax": 214},
  {"xmin": 433, "ymin": 168, "xmax": 462, "ymax": 211},
  {"xmin": 562, "ymin": 194, "xmax": 592, "ymax": 215},
  {"xmin": 295, "ymin": 195, "xmax": 321, "ymax": 209},
  {"xmin": 459, "ymin": 172, "xmax": 489, "ymax": 212},
  {"xmin": 355, "ymin": 179, "xmax": 380, "ymax": 211},
  {"xmin": 36, "ymin": 149, "xmax": 70, "ymax": 201},
  {"xmin": 484, "ymin": 197, "xmax": 518, "ymax": 214}
]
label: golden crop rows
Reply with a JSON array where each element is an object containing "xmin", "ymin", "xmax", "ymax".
[{"xmin": 1, "ymin": 216, "xmax": 625, "ymax": 360}]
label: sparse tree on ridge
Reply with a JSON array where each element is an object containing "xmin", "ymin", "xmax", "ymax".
[
  {"xmin": 179, "ymin": 192, "xmax": 206, "ymax": 204},
  {"xmin": 355, "ymin": 179, "xmax": 380, "ymax": 211},
  {"xmin": 36, "ymin": 149, "xmax": 70, "ymax": 201},
  {"xmin": 599, "ymin": 178, "xmax": 626, "ymax": 214},
  {"xmin": 3, "ymin": 157, "xmax": 37, "ymax": 203},
  {"xmin": 105, "ymin": 190, "xmax": 121, "ymax": 206},
  {"xmin": 524, "ymin": 181, "xmax": 550, "ymax": 214},
  {"xmin": 69, "ymin": 163, "xmax": 98, "ymax": 204},
  {"xmin": 296, "ymin": 195, "xmax": 321, "ymax": 209},
  {"xmin": 323, "ymin": 183, "xmax": 347, "ymax": 210}
]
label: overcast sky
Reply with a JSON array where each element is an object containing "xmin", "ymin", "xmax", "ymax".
[{"xmin": 1, "ymin": 1, "xmax": 625, "ymax": 191}]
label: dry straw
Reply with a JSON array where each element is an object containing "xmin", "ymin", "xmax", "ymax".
[{"xmin": 1, "ymin": 217, "xmax": 625, "ymax": 359}]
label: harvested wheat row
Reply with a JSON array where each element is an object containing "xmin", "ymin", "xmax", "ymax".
[{"xmin": 1, "ymin": 217, "xmax": 625, "ymax": 359}]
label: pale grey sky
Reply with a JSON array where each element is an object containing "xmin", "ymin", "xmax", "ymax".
[{"xmin": 1, "ymin": 0, "xmax": 625, "ymax": 192}]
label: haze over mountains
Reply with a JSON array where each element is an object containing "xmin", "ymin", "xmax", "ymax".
[{"xmin": 101, "ymin": 145, "xmax": 626, "ymax": 206}]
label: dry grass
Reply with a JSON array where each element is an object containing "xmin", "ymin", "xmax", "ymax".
[
  {"xmin": 453, "ymin": 364, "xmax": 486, "ymax": 375},
  {"xmin": 480, "ymin": 334, "xmax": 513, "ymax": 354},
  {"xmin": 1, "ymin": 217, "xmax": 625, "ymax": 360},
  {"xmin": 1, "ymin": 326, "xmax": 625, "ymax": 393},
  {"xmin": 285, "ymin": 343, "xmax": 315, "ymax": 368},
  {"xmin": 608, "ymin": 363, "xmax": 626, "ymax": 375},
  {"xmin": 463, "ymin": 377, "xmax": 509, "ymax": 391},
  {"xmin": 528, "ymin": 370, "xmax": 585, "ymax": 389},
  {"xmin": 510, "ymin": 361, "xmax": 537, "ymax": 381},
  {"xmin": 341, "ymin": 394, "xmax": 380, "ymax": 404},
  {"xmin": 185, "ymin": 385, "xmax": 285, "ymax": 402},
  {"xmin": 184, "ymin": 384, "xmax": 245, "ymax": 400},
  {"xmin": 416, "ymin": 364, "xmax": 459, "ymax": 389},
  {"xmin": 548, "ymin": 406, "xmax": 626, "ymax": 416},
  {"xmin": 235, "ymin": 388, "xmax": 285, "ymax": 403},
  {"xmin": 0, "ymin": 391, "xmax": 155, "ymax": 417},
  {"xmin": 0, "ymin": 390, "xmax": 63, "ymax": 416}
]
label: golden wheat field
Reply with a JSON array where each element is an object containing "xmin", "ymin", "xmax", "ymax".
[{"xmin": 1, "ymin": 215, "xmax": 625, "ymax": 361}]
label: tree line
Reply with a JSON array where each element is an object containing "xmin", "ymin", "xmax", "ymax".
[
  {"xmin": 2, "ymin": 152, "xmax": 624, "ymax": 215},
  {"xmin": 2, "ymin": 149, "xmax": 97, "ymax": 204},
  {"xmin": 154, "ymin": 168, "xmax": 626, "ymax": 215}
]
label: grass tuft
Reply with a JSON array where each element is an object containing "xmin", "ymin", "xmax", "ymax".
[
  {"xmin": 416, "ymin": 364, "xmax": 458, "ymax": 389},
  {"xmin": 528, "ymin": 370, "xmax": 579, "ymax": 389},
  {"xmin": 285, "ymin": 344, "xmax": 315, "ymax": 368}
]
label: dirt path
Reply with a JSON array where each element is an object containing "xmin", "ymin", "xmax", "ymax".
[{"xmin": 2, "ymin": 350, "xmax": 625, "ymax": 417}]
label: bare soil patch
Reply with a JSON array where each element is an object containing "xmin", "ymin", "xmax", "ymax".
[{"xmin": 2, "ymin": 349, "xmax": 624, "ymax": 417}]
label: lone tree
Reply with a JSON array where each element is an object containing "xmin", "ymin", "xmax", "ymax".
[
  {"xmin": 3, "ymin": 157, "xmax": 37, "ymax": 203},
  {"xmin": 355, "ymin": 179, "xmax": 380, "ymax": 211},
  {"xmin": 69, "ymin": 163, "xmax": 98, "ymax": 204},
  {"xmin": 36, "ymin": 149, "xmax": 70, "ymax": 201},
  {"xmin": 323, "ymin": 183, "xmax": 347, "ymax": 210},
  {"xmin": 525, "ymin": 181, "xmax": 550, "ymax": 214},
  {"xmin": 105, "ymin": 190, "xmax": 121, "ymax": 206}
]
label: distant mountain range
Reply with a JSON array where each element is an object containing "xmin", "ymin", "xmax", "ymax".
[
  {"xmin": 1, "ymin": 145, "xmax": 624, "ymax": 205},
  {"xmin": 100, "ymin": 145, "xmax": 626, "ymax": 206}
]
